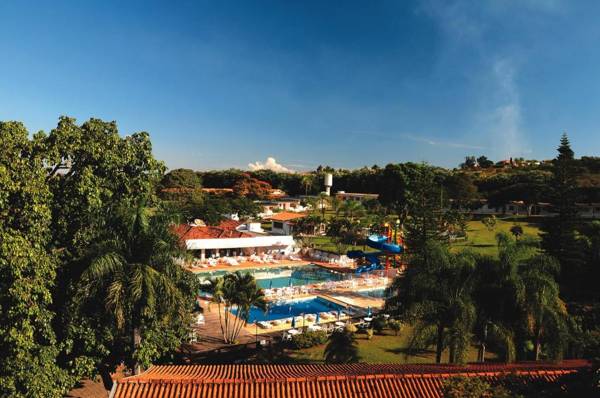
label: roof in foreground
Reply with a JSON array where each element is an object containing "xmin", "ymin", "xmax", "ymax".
[{"xmin": 110, "ymin": 361, "xmax": 589, "ymax": 398}]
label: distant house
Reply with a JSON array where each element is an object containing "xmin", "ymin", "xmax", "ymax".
[
  {"xmin": 265, "ymin": 212, "xmax": 307, "ymax": 235},
  {"xmin": 335, "ymin": 191, "xmax": 379, "ymax": 203},
  {"xmin": 257, "ymin": 198, "xmax": 308, "ymax": 218},
  {"xmin": 576, "ymin": 203, "xmax": 600, "ymax": 218}
]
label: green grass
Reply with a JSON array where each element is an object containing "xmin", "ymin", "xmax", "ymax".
[
  {"xmin": 305, "ymin": 235, "xmax": 378, "ymax": 255},
  {"xmin": 288, "ymin": 329, "xmax": 496, "ymax": 364},
  {"xmin": 451, "ymin": 217, "xmax": 542, "ymax": 257}
]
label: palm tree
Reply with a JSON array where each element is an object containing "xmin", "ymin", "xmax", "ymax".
[
  {"xmin": 520, "ymin": 254, "xmax": 567, "ymax": 360},
  {"xmin": 324, "ymin": 328, "xmax": 358, "ymax": 363},
  {"xmin": 337, "ymin": 200, "xmax": 366, "ymax": 222},
  {"xmin": 301, "ymin": 174, "xmax": 316, "ymax": 196},
  {"xmin": 80, "ymin": 202, "xmax": 194, "ymax": 374},
  {"xmin": 385, "ymin": 241, "xmax": 477, "ymax": 364},
  {"xmin": 207, "ymin": 271, "xmax": 266, "ymax": 344}
]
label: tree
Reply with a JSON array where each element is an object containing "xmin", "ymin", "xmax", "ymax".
[
  {"xmin": 442, "ymin": 377, "xmax": 513, "ymax": 398},
  {"xmin": 386, "ymin": 241, "xmax": 477, "ymax": 364},
  {"xmin": 160, "ymin": 168, "xmax": 202, "ymax": 189},
  {"xmin": 0, "ymin": 121, "xmax": 73, "ymax": 397},
  {"xmin": 38, "ymin": 117, "xmax": 167, "ymax": 385},
  {"xmin": 481, "ymin": 215, "xmax": 497, "ymax": 231},
  {"xmin": 445, "ymin": 173, "xmax": 478, "ymax": 209},
  {"xmin": 206, "ymin": 272, "xmax": 266, "ymax": 344},
  {"xmin": 337, "ymin": 200, "xmax": 366, "ymax": 222},
  {"xmin": 540, "ymin": 134, "xmax": 583, "ymax": 298},
  {"xmin": 510, "ymin": 225, "xmax": 524, "ymax": 240},
  {"xmin": 301, "ymin": 174, "xmax": 316, "ymax": 195},
  {"xmin": 460, "ymin": 156, "xmax": 477, "ymax": 169},
  {"xmin": 476, "ymin": 156, "xmax": 494, "ymax": 169},
  {"xmin": 71, "ymin": 202, "xmax": 198, "ymax": 382},
  {"xmin": 403, "ymin": 165, "xmax": 449, "ymax": 255},
  {"xmin": 232, "ymin": 174, "xmax": 272, "ymax": 199},
  {"xmin": 520, "ymin": 254, "xmax": 567, "ymax": 361},
  {"xmin": 324, "ymin": 328, "xmax": 359, "ymax": 363}
]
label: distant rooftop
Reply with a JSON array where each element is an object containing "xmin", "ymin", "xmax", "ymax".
[{"xmin": 265, "ymin": 212, "xmax": 308, "ymax": 222}]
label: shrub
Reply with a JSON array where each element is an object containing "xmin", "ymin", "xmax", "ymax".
[
  {"xmin": 291, "ymin": 330, "xmax": 328, "ymax": 349},
  {"xmin": 372, "ymin": 317, "xmax": 387, "ymax": 334},
  {"xmin": 366, "ymin": 329, "xmax": 374, "ymax": 340},
  {"xmin": 441, "ymin": 377, "xmax": 513, "ymax": 398},
  {"xmin": 389, "ymin": 320, "xmax": 402, "ymax": 336}
]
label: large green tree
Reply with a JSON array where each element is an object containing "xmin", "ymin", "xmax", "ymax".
[
  {"xmin": 540, "ymin": 134, "xmax": 583, "ymax": 297},
  {"xmin": 403, "ymin": 165, "xmax": 449, "ymax": 255},
  {"xmin": 386, "ymin": 241, "xmax": 477, "ymax": 364},
  {"xmin": 67, "ymin": 202, "xmax": 198, "ymax": 385},
  {"xmin": 0, "ymin": 122, "xmax": 72, "ymax": 397}
]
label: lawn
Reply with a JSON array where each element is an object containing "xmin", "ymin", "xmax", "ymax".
[
  {"xmin": 450, "ymin": 217, "xmax": 542, "ymax": 257},
  {"xmin": 305, "ymin": 235, "xmax": 378, "ymax": 255},
  {"xmin": 288, "ymin": 329, "xmax": 496, "ymax": 364}
]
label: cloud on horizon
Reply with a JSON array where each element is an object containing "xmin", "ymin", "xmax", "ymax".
[{"xmin": 248, "ymin": 157, "xmax": 294, "ymax": 173}]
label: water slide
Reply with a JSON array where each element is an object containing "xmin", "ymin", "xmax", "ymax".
[{"xmin": 347, "ymin": 235, "xmax": 403, "ymax": 274}]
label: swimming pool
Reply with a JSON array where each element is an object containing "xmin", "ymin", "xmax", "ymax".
[
  {"xmin": 197, "ymin": 264, "xmax": 346, "ymax": 289},
  {"xmin": 231, "ymin": 296, "xmax": 345, "ymax": 323},
  {"xmin": 358, "ymin": 288, "xmax": 388, "ymax": 298}
]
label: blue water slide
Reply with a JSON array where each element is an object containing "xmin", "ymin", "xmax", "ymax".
[
  {"xmin": 366, "ymin": 234, "xmax": 403, "ymax": 254},
  {"xmin": 347, "ymin": 235, "xmax": 403, "ymax": 274}
]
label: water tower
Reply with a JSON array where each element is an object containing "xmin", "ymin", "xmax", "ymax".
[{"xmin": 324, "ymin": 173, "xmax": 333, "ymax": 196}]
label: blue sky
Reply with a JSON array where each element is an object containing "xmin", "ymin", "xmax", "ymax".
[{"xmin": 2, "ymin": 0, "xmax": 600, "ymax": 171}]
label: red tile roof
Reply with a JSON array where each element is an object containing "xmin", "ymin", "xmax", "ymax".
[
  {"xmin": 266, "ymin": 212, "xmax": 308, "ymax": 222},
  {"xmin": 111, "ymin": 361, "xmax": 589, "ymax": 398},
  {"xmin": 172, "ymin": 220, "xmax": 252, "ymax": 240}
]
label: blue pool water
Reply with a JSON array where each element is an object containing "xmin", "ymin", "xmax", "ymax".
[
  {"xmin": 358, "ymin": 288, "xmax": 387, "ymax": 298},
  {"xmin": 197, "ymin": 264, "xmax": 346, "ymax": 289},
  {"xmin": 232, "ymin": 296, "xmax": 345, "ymax": 323}
]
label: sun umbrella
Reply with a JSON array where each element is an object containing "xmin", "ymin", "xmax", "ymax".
[
  {"xmin": 367, "ymin": 306, "xmax": 372, "ymax": 317},
  {"xmin": 337, "ymin": 309, "xmax": 341, "ymax": 320},
  {"xmin": 316, "ymin": 313, "xmax": 320, "ymax": 323},
  {"xmin": 289, "ymin": 278, "xmax": 293, "ymax": 287},
  {"xmin": 269, "ymin": 280, "xmax": 273, "ymax": 289},
  {"xmin": 291, "ymin": 316, "xmax": 296, "ymax": 328}
]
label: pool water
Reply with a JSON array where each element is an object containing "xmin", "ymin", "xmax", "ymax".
[
  {"xmin": 358, "ymin": 288, "xmax": 387, "ymax": 298},
  {"xmin": 232, "ymin": 296, "xmax": 345, "ymax": 323},
  {"xmin": 197, "ymin": 264, "xmax": 346, "ymax": 289}
]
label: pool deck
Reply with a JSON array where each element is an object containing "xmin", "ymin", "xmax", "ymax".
[{"xmin": 184, "ymin": 257, "xmax": 360, "ymax": 274}]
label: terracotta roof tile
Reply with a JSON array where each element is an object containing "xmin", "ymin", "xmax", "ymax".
[
  {"xmin": 266, "ymin": 212, "xmax": 308, "ymax": 222},
  {"xmin": 172, "ymin": 220, "xmax": 252, "ymax": 240},
  {"xmin": 111, "ymin": 361, "xmax": 589, "ymax": 398}
]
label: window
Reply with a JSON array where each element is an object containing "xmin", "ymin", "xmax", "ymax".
[{"xmin": 273, "ymin": 222, "xmax": 283, "ymax": 229}]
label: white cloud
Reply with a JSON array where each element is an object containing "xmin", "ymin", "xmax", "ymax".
[
  {"xmin": 248, "ymin": 157, "xmax": 294, "ymax": 173},
  {"xmin": 481, "ymin": 58, "xmax": 531, "ymax": 159}
]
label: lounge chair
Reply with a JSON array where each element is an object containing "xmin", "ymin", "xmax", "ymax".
[{"xmin": 257, "ymin": 321, "xmax": 272, "ymax": 329}]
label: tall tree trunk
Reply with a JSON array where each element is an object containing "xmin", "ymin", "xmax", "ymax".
[
  {"xmin": 99, "ymin": 364, "xmax": 114, "ymax": 391},
  {"xmin": 449, "ymin": 337, "xmax": 456, "ymax": 364},
  {"xmin": 133, "ymin": 327, "xmax": 142, "ymax": 375},
  {"xmin": 477, "ymin": 323, "xmax": 488, "ymax": 363},
  {"xmin": 435, "ymin": 323, "xmax": 444, "ymax": 364},
  {"xmin": 534, "ymin": 332, "xmax": 542, "ymax": 361}
]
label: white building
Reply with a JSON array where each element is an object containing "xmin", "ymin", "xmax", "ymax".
[
  {"xmin": 335, "ymin": 191, "xmax": 379, "ymax": 203},
  {"xmin": 173, "ymin": 220, "xmax": 295, "ymax": 262},
  {"xmin": 265, "ymin": 212, "xmax": 307, "ymax": 235}
]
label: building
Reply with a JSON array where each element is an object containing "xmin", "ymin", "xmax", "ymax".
[
  {"xmin": 335, "ymin": 191, "xmax": 379, "ymax": 203},
  {"xmin": 173, "ymin": 219, "xmax": 295, "ymax": 262},
  {"xmin": 109, "ymin": 361, "xmax": 589, "ymax": 398},
  {"xmin": 577, "ymin": 203, "xmax": 600, "ymax": 218},
  {"xmin": 257, "ymin": 198, "xmax": 308, "ymax": 218},
  {"xmin": 266, "ymin": 211, "xmax": 307, "ymax": 235}
]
